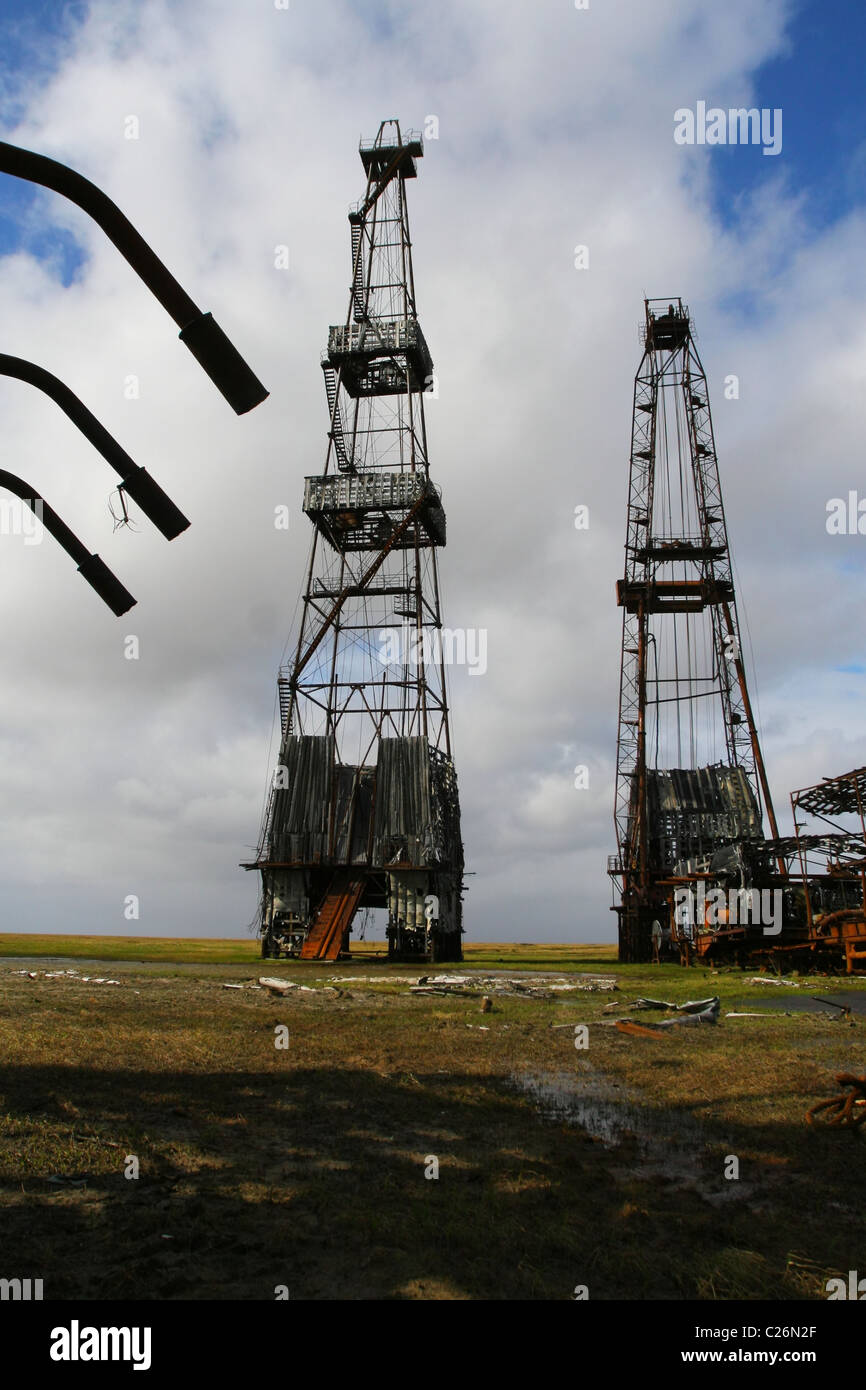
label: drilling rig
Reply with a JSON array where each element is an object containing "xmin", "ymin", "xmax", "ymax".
[
  {"xmin": 609, "ymin": 298, "xmax": 866, "ymax": 973},
  {"xmin": 244, "ymin": 121, "xmax": 464, "ymax": 963},
  {"xmin": 609, "ymin": 298, "xmax": 783, "ymax": 964}
]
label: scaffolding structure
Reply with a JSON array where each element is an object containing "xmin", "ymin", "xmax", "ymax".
[{"xmin": 244, "ymin": 120, "xmax": 464, "ymax": 962}]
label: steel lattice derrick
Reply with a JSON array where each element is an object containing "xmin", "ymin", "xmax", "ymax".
[
  {"xmin": 249, "ymin": 121, "xmax": 463, "ymax": 966},
  {"xmin": 305, "ymin": 127, "xmax": 444, "ymax": 738},
  {"xmin": 283, "ymin": 121, "xmax": 449, "ymax": 767},
  {"xmin": 611, "ymin": 298, "xmax": 779, "ymax": 962}
]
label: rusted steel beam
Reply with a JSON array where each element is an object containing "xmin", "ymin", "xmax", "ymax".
[{"xmin": 718, "ymin": 600, "xmax": 782, "ymax": 848}]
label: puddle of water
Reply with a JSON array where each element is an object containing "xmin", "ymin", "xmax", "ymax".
[
  {"xmin": 734, "ymin": 991, "xmax": 866, "ymax": 1017},
  {"xmin": 515, "ymin": 1067, "xmax": 701, "ymax": 1156},
  {"xmin": 513, "ymin": 1068, "xmax": 746, "ymax": 1204}
]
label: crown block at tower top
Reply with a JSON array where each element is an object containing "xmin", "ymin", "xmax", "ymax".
[
  {"xmin": 643, "ymin": 299, "xmax": 691, "ymax": 352},
  {"xmin": 358, "ymin": 129, "xmax": 424, "ymax": 178}
]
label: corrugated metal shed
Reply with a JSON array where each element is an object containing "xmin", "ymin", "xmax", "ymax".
[
  {"xmin": 646, "ymin": 764, "xmax": 762, "ymax": 871},
  {"xmin": 372, "ymin": 737, "xmax": 436, "ymax": 866},
  {"xmin": 269, "ymin": 734, "xmax": 333, "ymax": 863},
  {"xmin": 266, "ymin": 733, "xmax": 460, "ymax": 872}
]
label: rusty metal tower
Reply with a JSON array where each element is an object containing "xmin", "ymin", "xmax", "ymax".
[
  {"xmin": 610, "ymin": 299, "xmax": 780, "ymax": 962},
  {"xmin": 246, "ymin": 120, "xmax": 463, "ymax": 963}
]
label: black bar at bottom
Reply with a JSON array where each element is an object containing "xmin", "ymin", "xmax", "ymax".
[
  {"xmin": 179, "ymin": 311, "xmax": 269, "ymax": 416},
  {"xmin": 77, "ymin": 553, "xmax": 137, "ymax": 616}
]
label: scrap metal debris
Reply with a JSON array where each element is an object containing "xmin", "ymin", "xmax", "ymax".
[
  {"xmin": 724, "ymin": 1011, "xmax": 778, "ymax": 1018},
  {"xmin": 615, "ymin": 997, "xmax": 720, "ymax": 1037},
  {"xmin": 811, "ymin": 996, "xmax": 851, "ymax": 1018},
  {"xmin": 749, "ymin": 976, "xmax": 800, "ymax": 988},
  {"xmin": 259, "ymin": 977, "xmax": 296, "ymax": 996},
  {"xmin": 257, "ymin": 977, "xmax": 337, "ymax": 997},
  {"xmin": 653, "ymin": 998, "xmax": 720, "ymax": 1027},
  {"xmin": 409, "ymin": 973, "xmax": 617, "ymax": 999},
  {"xmin": 10, "ymin": 968, "xmax": 120, "ymax": 985},
  {"xmin": 629, "ymin": 996, "xmax": 719, "ymax": 1014},
  {"xmin": 411, "ymin": 982, "xmax": 477, "ymax": 997},
  {"xmin": 329, "ymin": 974, "xmax": 418, "ymax": 984},
  {"xmin": 806, "ymin": 1073, "xmax": 866, "ymax": 1128},
  {"xmin": 616, "ymin": 1020, "xmax": 667, "ymax": 1040}
]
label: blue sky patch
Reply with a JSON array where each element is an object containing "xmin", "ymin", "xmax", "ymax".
[
  {"xmin": 705, "ymin": 0, "xmax": 866, "ymax": 234},
  {"xmin": 0, "ymin": 0, "xmax": 89, "ymax": 283}
]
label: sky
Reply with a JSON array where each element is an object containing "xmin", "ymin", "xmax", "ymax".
[{"xmin": 0, "ymin": 0, "xmax": 865, "ymax": 943}]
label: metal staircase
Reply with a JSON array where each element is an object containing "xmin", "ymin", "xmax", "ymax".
[
  {"xmin": 300, "ymin": 871, "xmax": 365, "ymax": 960},
  {"xmin": 323, "ymin": 365, "xmax": 353, "ymax": 472}
]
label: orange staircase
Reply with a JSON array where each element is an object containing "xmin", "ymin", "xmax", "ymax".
[{"xmin": 300, "ymin": 872, "xmax": 365, "ymax": 960}]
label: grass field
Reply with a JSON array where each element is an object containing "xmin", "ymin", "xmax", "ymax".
[
  {"xmin": 0, "ymin": 936, "xmax": 863, "ymax": 1300},
  {"xmin": 0, "ymin": 933, "xmax": 618, "ymax": 970}
]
